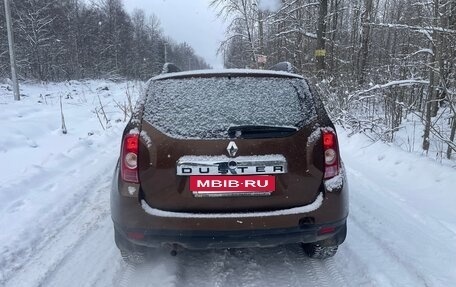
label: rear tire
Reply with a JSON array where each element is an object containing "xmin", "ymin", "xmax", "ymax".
[
  {"xmin": 303, "ymin": 222, "xmax": 346, "ymax": 259},
  {"xmin": 302, "ymin": 243, "xmax": 338, "ymax": 259}
]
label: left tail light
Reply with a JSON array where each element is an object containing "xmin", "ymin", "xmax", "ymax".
[
  {"xmin": 121, "ymin": 133, "xmax": 139, "ymax": 183},
  {"xmin": 322, "ymin": 129, "xmax": 340, "ymax": 179}
]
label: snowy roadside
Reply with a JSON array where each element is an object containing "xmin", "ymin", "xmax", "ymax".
[
  {"xmin": 0, "ymin": 80, "xmax": 142, "ymax": 285},
  {"xmin": 0, "ymin": 80, "xmax": 142, "ymax": 186},
  {"xmin": 338, "ymin": 127, "xmax": 456, "ymax": 233},
  {"xmin": 337, "ymin": 127, "xmax": 456, "ymax": 286}
]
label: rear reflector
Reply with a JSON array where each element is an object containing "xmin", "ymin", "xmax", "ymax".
[
  {"xmin": 121, "ymin": 133, "xmax": 139, "ymax": 183},
  {"xmin": 318, "ymin": 226, "xmax": 336, "ymax": 235},
  {"xmin": 322, "ymin": 130, "xmax": 340, "ymax": 179},
  {"xmin": 127, "ymin": 231, "xmax": 145, "ymax": 240}
]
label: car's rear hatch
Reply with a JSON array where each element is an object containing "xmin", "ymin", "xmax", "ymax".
[{"xmin": 138, "ymin": 73, "xmax": 324, "ymax": 213}]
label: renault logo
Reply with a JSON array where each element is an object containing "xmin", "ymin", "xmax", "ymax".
[{"xmin": 227, "ymin": 141, "xmax": 238, "ymax": 157}]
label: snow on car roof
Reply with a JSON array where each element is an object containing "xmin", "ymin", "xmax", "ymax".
[{"xmin": 152, "ymin": 68, "xmax": 304, "ymax": 81}]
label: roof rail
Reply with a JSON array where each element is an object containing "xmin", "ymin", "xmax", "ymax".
[
  {"xmin": 268, "ymin": 61, "xmax": 298, "ymax": 74},
  {"xmin": 162, "ymin": 63, "xmax": 182, "ymax": 74}
]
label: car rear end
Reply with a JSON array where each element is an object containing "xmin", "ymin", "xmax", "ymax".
[{"xmin": 111, "ymin": 70, "xmax": 348, "ymax": 256}]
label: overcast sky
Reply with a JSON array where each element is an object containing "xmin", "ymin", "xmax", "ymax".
[{"xmin": 122, "ymin": 0, "xmax": 226, "ymax": 68}]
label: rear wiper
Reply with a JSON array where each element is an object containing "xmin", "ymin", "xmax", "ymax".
[{"xmin": 228, "ymin": 125, "xmax": 298, "ymax": 139}]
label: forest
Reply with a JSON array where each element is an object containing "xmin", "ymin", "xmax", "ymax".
[
  {"xmin": 1, "ymin": 0, "xmax": 455, "ymax": 160},
  {"xmin": 0, "ymin": 0, "xmax": 210, "ymax": 81},
  {"xmin": 211, "ymin": 0, "xmax": 456, "ymax": 160}
]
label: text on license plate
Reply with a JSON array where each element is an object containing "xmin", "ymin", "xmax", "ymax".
[{"xmin": 189, "ymin": 175, "xmax": 275, "ymax": 193}]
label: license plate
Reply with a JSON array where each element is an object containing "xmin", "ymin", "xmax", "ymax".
[{"xmin": 190, "ymin": 175, "xmax": 275, "ymax": 196}]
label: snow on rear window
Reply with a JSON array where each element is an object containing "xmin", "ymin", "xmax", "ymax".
[{"xmin": 143, "ymin": 76, "xmax": 316, "ymax": 139}]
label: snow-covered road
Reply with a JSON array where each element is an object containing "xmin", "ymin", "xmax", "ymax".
[{"xmin": 1, "ymin": 81, "xmax": 455, "ymax": 287}]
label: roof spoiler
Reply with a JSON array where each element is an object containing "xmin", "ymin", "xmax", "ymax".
[
  {"xmin": 162, "ymin": 63, "xmax": 182, "ymax": 74},
  {"xmin": 268, "ymin": 62, "xmax": 298, "ymax": 74}
]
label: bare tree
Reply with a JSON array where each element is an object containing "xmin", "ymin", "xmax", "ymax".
[
  {"xmin": 212, "ymin": 0, "xmax": 455, "ymax": 158},
  {"xmin": 0, "ymin": 0, "xmax": 210, "ymax": 81}
]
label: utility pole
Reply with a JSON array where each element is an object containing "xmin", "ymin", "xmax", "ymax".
[
  {"xmin": 258, "ymin": 10, "xmax": 264, "ymax": 55},
  {"xmin": 164, "ymin": 41, "xmax": 168, "ymax": 63},
  {"xmin": 258, "ymin": 9, "xmax": 265, "ymax": 69},
  {"xmin": 4, "ymin": 0, "xmax": 20, "ymax": 101},
  {"xmin": 316, "ymin": 0, "xmax": 328, "ymax": 72}
]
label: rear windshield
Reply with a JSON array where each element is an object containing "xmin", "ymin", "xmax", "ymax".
[{"xmin": 143, "ymin": 76, "xmax": 317, "ymax": 139}]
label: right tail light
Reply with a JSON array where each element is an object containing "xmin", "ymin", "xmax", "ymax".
[
  {"xmin": 322, "ymin": 130, "xmax": 340, "ymax": 179},
  {"xmin": 121, "ymin": 133, "xmax": 139, "ymax": 183}
]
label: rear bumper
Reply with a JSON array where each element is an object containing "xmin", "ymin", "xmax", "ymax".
[
  {"xmin": 114, "ymin": 219, "xmax": 347, "ymax": 250},
  {"xmin": 111, "ymin": 162, "xmax": 349, "ymax": 250}
]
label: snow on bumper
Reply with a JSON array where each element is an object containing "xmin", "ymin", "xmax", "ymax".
[
  {"xmin": 324, "ymin": 165, "xmax": 346, "ymax": 192},
  {"xmin": 141, "ymin": 192, "xmax": 323, "ymax": 219}
]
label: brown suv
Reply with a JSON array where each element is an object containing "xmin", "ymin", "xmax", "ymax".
[{"xmin": 111, "ymin": 64, "xmax": 348, "ymax": 262}]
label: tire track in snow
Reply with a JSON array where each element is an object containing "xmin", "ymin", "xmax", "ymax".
[
  {"xmin": 349, "ymin": 205, "xmax": 432, "ymax": 286},
  {"xmin": 3, "ymin": 173, "xmax": 116, "ymax": 287},
  {"xmin": 174, "ymin": 249, "xmax": 231, "ymax": 287},
  {"xmin": 337, "ymin": 240, "xmax": 383, "ymax": 287},
  {"xmin": 115, "ymin": 251, "xmax": 180, "ymax": 287},
  {"xmin": 307, "ymin": 259, "xmax": 332, "ymax": 287},
  {"xmin": 322, "ymin": 258, "xmax": 349, "ymax": 287},
  {"xmin": 0, "ymin": 142, "xmax": 120, "ymax": 285},
  {"xmin": 272, "ymin": 244, "xmax": 348, "ymax": 287},
  {"xmin": 2, "ymin": 140, "xmax": 120, "ymax": 287},
  {"xmin": 114, "ymin": 263, "xmax": 136, "ymax": 287},
  {"xmin": 345, "ymin": 165, "xmax": 451, "ymax": 286},
  {"xmin": 38, "ymin": 215, "xmax": 119, "ymax": 287},
  {"xmin": 167, "ymin": 245, "xmax": 348, "ymax": 287}
]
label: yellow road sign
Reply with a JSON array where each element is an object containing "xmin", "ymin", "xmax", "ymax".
[{"xmin": 315, "ymin": 49, "xmax": 326, "ymax": 57}]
